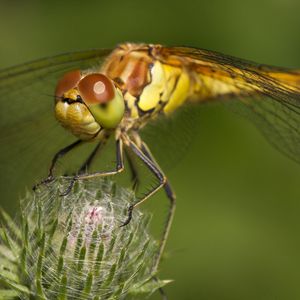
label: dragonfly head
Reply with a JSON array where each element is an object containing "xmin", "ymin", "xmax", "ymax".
[{"xmin": 54, "ymin": 70, "xmax": 125, "ymax": 139}]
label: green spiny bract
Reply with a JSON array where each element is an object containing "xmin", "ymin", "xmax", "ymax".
[{"xmin": 0, "ymin": 178, "xmax": 170, "ymax": 299}]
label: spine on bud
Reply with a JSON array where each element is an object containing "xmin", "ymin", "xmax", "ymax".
[{"xmin": 0, "ymin": 178, "xmax": 171, "ymax": 299}]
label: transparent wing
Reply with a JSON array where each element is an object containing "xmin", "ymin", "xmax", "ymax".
[
  {"xmin": 140, "ymin": 104, "xmax": 201, "ymax": 170},
  {"xmin": 0, "ymin": 49, "xmax": 112, "ymax": 208},
  {"xmin": 225, "ymin": 94, "xmax": 300, "ymax": 162},
  {"xmin": 159, "ymin": 46, "xmax": 300, "ymax": 163}
]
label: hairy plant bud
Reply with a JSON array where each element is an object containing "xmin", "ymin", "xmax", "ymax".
[{"xmin": 0, "ymin": 178, "xmax": 170, "ymax": 299}]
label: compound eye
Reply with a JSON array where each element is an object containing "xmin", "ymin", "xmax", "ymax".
[
  {"xmin": 78, "ymin": 73, "xmax": 115, "ymax": 104},
  {"xmin": 55, "ymin": 70, "xmax": 81, "ymax": 98}
]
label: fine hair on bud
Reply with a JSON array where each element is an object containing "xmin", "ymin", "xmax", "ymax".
[{"xmin": 0, "ymin": 177, "xmax": 170, "ymax": 299}]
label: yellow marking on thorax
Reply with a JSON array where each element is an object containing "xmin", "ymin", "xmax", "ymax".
[
  {"xmin": 138, "ymin": 61, "xmax": 166, "ymax": 111},
  {"xmin": 162, "ymin": 64, "xmax": 191, "ymax": 114},
  {"xmin": 138, "ymin": 61, "xmax": 192, "ymax": 114},
  {"xmin": 124, "ymin": 92, "xmax": 139, "ymax": 118}
]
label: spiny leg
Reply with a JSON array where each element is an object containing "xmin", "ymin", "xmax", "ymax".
[
  {"xmin": 140, "ymin": 140, "xmax": 176, "ymax": 274},
  {"xmin": 124, "ymin": 147, "xmax": 140, "ymax": 191},
  {"xmin": 129, "ymin": 133, "xmax": 176, "ymax": 272},
  {"xmin": 78, "ymin": 142, "xmax": 103, "ymax": 175},
  {"xmin": 121, "ymin": 137, "xmax": 166, "ymax": 228},
  {"xmin": 60, "ymin": 139, "xmax": 124, "ymax": 196},
  {"xmin": 62, "ymin": 141, "xmax": 104, "ymax": 194},
  {"xmin": 127, "ymin": 138, "xmax": 175, "ymax": 298},
  {"xmin": 141, "ymin": 141, "xmax": 176, "ymax": 199},
  {"xmin": 33, "ymin": 139, "xmax": 82, "ymax": 190}
]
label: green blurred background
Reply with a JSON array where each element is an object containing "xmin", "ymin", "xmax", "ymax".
[{"xmin": 1, "ymin": 0, "xmax": 300, "ymax": 299}]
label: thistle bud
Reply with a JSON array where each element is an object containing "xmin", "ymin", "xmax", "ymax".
[{"xmin": 0, "ymin": 178, "xmax": 170, "ymax": 299}]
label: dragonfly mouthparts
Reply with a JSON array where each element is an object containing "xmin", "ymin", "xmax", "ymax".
[{"xmin": 62, "ymin": 95, "xmax": 84, "ymax": 105}]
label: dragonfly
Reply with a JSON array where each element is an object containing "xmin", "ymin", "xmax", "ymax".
[{"xmin": 0, "ymin": 43, "xmax": 300, "ymax": 274}]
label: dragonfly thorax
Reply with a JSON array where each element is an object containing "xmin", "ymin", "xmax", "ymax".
[{"xmin": 101, "ymin": 43, "xmax": 193, "ymax": 120}]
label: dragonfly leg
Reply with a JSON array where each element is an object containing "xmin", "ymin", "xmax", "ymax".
[
  {"xmin": 33, "ymin": 139, "xmax": 83, "ymax": 190},
  {"xmin": 122, "ymin": 138, "xmax": 175, "ymax": 274},
  {"xmin": 140, "ymin": 141, "xmax": 176, "ymax": 275},
  {"xmin": 121, "ymin": 138, "xmax": 166, "ymax": 227},
  {"xmin": 121, "ymin": 137, "xmax": 175, "ymax": 275},
  {"xmin": 124, "ymin": 148, "xmax": 140, "ymax": 191},
  {"xmin": 141, "ymin": 141, "xmax": 176, "ymax": 197},
  {"xmin": 60, "ymin": 139, "xmax": 124, "ymax": 196},
  {"xmin": 78, "ymin": 141, "xmax": 103, "ymax": 174},
  {"xmin": 61, "ymin": 141, "xmax": 104, "ymax": 194}
]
